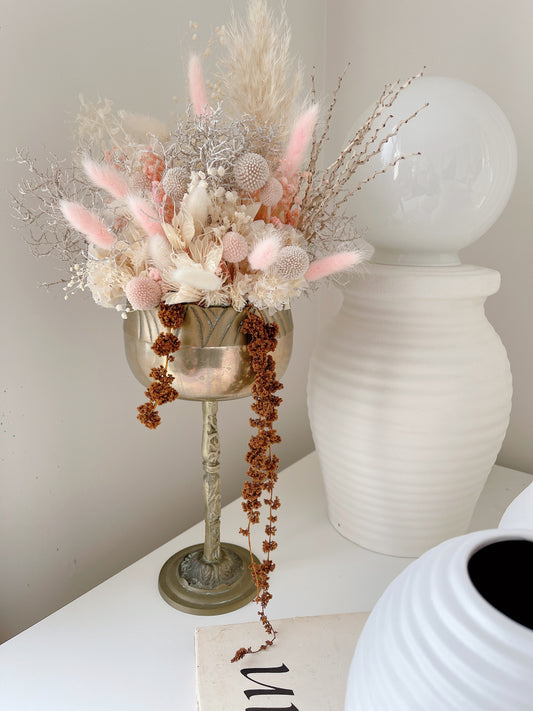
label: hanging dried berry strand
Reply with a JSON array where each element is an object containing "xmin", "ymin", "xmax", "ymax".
[
  {"xmin": 232, "ymin": 309, "xmax": 283, "ymax": 663},
  {"xmin": 137, "ymin": 303, "xmax": 186, "ymax": 429}
]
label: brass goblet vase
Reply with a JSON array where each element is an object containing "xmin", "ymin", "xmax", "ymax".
[{"xmin": 123, "ymin": 305, "xmax": 293, "ymax": 615}]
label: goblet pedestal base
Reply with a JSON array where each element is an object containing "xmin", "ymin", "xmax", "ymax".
[{"xmin": 158, "ymin": 543, "xmax": 260, "ymax": 615}]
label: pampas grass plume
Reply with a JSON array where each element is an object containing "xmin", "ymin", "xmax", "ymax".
[
  {"xmin": 82, "ymin": 159, "xmax": 129, "ymax": 200},
  {"xmin": 248, "ymin": 233, "xmax": 281, "ymax": 271},
  {"xmin": 60, "ymin": 200, "xmax": 115, "ymax": 250},
  {"xmin": 280, "ymin": 104, "xmax": 319, "ymax": 178},
  {"xmin": 305, "ymin": 251, "xmax": 364, "ymax": 281},
  {"xmin": 120, "ymin": 112, "xmax": 170, "ymax": 142},
  {"xmin": 127, "ymin": 196, "xmax": 166, "ymax": 238},
  {"xmin": 188, "ymin": 55, "xmax": 210, "ymax": 117},
  {"xmin": 220, "ymin": 0, "xmax": 302, "ymax": 138}
]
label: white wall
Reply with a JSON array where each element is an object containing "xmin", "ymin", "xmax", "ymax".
[
  {"xmin": 1, "ymin": 0, "xmax": 531, "ymax": 644},
  {"xmin": 325, "ymin": 0, "xmax": 533, "ymax": 474},
  {"xmin": 0, "ymin": 0, "xmax": 324, "ymax": 643}
]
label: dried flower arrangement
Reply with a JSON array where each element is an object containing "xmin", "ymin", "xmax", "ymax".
[{"xmin": 13, "ymin": 0, "xmax": 424, "ymax": 661}]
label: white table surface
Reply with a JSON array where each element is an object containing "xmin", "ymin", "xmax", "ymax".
[{"xmin": 1, "ymin": 452, "xmax": 530, "ymax": 711}]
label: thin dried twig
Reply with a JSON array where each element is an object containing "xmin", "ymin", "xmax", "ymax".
[
  {"xmin": 11, "ymin": 148, "xmax": 102, "ymax": 262},
  {"xmin": 298, "ymin": 69, "xmax": 427, "ymax": 248}
]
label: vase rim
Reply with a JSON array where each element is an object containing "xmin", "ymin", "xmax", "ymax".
[
  {"xmin": 453, "ymin": 528, "xmax": 533, "ymax": 638},
  {"xmin": 342, "ymin": 263, "xmax": 501, "ymax": 299}
]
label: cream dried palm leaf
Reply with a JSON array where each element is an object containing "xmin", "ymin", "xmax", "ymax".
[{"xmin": 161, "ymin": 237, "xmax": 224, "ymax": 303}]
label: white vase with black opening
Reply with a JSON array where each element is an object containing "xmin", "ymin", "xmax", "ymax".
[{"xmin": 345, "ymin": 528, "xmax": 533, "ymax": 710}]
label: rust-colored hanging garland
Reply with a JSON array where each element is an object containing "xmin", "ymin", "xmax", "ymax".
[
  {"xmin": 232, "ymin": 309, "xmax": 283, "ymax": 663},
  {"xmin": 137, "ymin": 304, "xmax": 185, "ymax": 429},
  {"xmin": 137, "ymin": 303, "xmax": 284, "ymax": 660}
]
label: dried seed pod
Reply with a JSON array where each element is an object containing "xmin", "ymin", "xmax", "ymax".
[
  {"xmin": 274, "ymin": 245, "xmax": 310, "ymax": 280},
  {"xmin": 234, "ymin": 152, "xmax": 269, "ymax": 192},
  {"xmin": 258, "ymin": 177, "xmax": 283, "ymax": 207},
  {"xmin": 222, "ymin": 231, "xmax": 249, "ymax": 263},
  {"xmin": 125, "ymin": 276, "xmax": 162, "ymax": 310},
  {"xmin": 161, "ymin": 167, "xmax": 190, "ymax": 204}
]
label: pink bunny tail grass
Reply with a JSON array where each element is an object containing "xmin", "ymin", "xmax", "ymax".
[
  {"xmin": 127, "ymin": 196, "xmax": 166, "ymax": 238},
  {"xmin": 305, "ymin": 251, "xmax": 366, "ymax": 282},
  {"xmin": 280, "ymin": 104, "xmax": 319, "ymax": 179},
  {"xmin": 188, "ymin": 55, "xmax": 210, "ymax": 118},
  {"xmin": 248, "ymin": 235, "xmax": 282, "ymax": 271},
  {"xmin": 82, "ymin": 158, "xmax": 129, "ymax": 200},
  {"xmin": 60, "ymin": 200, "xmax": 115, "ymax": 250}
]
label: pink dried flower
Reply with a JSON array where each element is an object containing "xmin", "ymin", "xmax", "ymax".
[
  {"xmin": 234, "ymin": 152, "xmax": 269, "ymax": 193},
  {"xmin": 60, "ymin": 200, "xmax": 115, "ymax": 250},
  {"xmin": 140, "ymin": 150, "xmax": 165, "ymax": 183},
  {"xmin": 82, "ymin": 158, "xmax": 129, "ymax": 200},
  {"xmin": 222, "ymin": 231, "xmax": 249, "ymax": 263},
  {"xmin": 258, "ymin": 177, "xmax": 283, "ymax": 207},
  {"xmin": 152, "ymin": 183, "xmax": 175, "ymax": 223},
  {"xmin": 275, "ymin": 245, "xmax": 310, "ymax": 280},
  {"xmin": 305, "ymin": 251, "xmax": 363, "ymax": 282},
  {"xmin": 248, "ymin": 233, "xmax": 281, "ymax": 271},
  {"xmin": 125, "ymin": 276, "xmax": 163, "ymax": 310},
  {"xmin": 127, "ymin": 196, "xmax": 166, "ymax": 238},
  {"xmin": 280, "ymin": 104, "xmax": 319, "ymax": 179},
  {"xmin": 129, "ymin": 171, "xmax": 152, "ymax": 195},
  {"xmin": 188, "ymin": 54, "xmax": 210, "ymax": 117}
]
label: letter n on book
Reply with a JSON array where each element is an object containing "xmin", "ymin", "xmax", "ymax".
[{"xmin": 241, "ymin": 664, "xmax": 298, "ymax": 710}]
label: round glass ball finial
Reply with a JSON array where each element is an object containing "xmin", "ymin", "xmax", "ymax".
[{"xmin": 349, "ymin": 76, "xmax": 517, "ymax": 265}]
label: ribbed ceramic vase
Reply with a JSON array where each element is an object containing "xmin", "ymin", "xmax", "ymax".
[
  {"xmin": 307, "ymin": 263, "xmax": 512, "ymax": 556},
  {"xmin": 308, "ymin": 77, "xmax": 516, "ymax": 557},
  {"xmin": 345, "ymin": 528, "xmax": 533, "ymax": 710}
]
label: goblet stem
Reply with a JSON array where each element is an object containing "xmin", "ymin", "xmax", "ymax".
[{"xmin": 201, "ymin": 400, "xmax": 221, "ymax": 564}]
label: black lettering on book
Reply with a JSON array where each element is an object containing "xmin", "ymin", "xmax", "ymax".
[{"xmin": 241, "ymin": 663, "xmax": 298, "ymax": 710}]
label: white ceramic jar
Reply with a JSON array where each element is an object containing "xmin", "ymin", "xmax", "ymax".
[
  {"xmin": 345, "ymin": 528, "xmax": 533, "ymax": 710},
  {"xmin": 307, "ymin": 77, "xmax": 516, "ymax": 557},
  {"xmin": 307, "ymin": 263, "xmax": 512, "ymax": 556}
]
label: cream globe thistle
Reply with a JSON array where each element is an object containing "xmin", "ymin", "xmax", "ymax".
[
  {"xmin": 125, "ymin": 276, "xmax": 163, "ymax": 310},
  {"xmin": 222, "ymin": 231, "xmax": 248, "ymax": 263},
  {"xmin": 161, "ymin": 167, "xmax": 189, "ymax": 204},
  {"xmin": 275, "ymin": 246, "xmax": 310, "ymax": 280},
  {"xmin": 258, "ymin": 177, "xmax": 283, "ymax": 207},
  {"xmin": 234, "ymin": 152, "xmax": 269, "ymax": 192}
]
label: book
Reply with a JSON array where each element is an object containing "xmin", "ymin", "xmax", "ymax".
[{"xmin": 195, "ymin": 611, "xmax": 369, "ymax": 710}]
